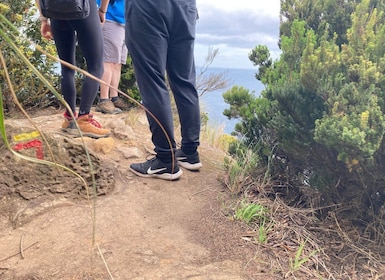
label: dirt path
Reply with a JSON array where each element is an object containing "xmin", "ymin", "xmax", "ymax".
[{"xmin": 0, "ymin": 109, "xmax": 262, "ymax": 280}]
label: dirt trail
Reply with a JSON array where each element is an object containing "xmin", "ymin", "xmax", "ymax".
[{"xmin": 0, "ymin": 109, "xmax": 261, "ymax": 280}]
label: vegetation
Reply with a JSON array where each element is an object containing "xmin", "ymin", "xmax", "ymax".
[
  {"xmin": 0, "ymin": 0, "xmax": 138, "ymax": 113},
  {"xmin": 289, "ymin": 239, "xmax": 320, "ymax": 272},
  {"xmin": 196, "ymin": 47, "xmax": 229, "ymax": 97},
  {"xmin": 120, "ymin": 55, "xmax": 140, "ymax": 104},
  {"xmin": 221, "ymin": 1, "xmax": 385, "ymax": 277},
  {"xmin": 225, "ymin": 0, "xmax": 385, "ymax": 224},
  {"xmin": 0, "ymin": 0, "xmax": 59, "ymax": 113}
]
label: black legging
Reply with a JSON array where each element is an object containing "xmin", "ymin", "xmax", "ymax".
[{"xmin": 50, "ymin": 1, "xmax": 104, "ymax": 116}]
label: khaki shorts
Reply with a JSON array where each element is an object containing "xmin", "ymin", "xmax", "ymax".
[{"xmin": 102, "ymin": 20, "xmax": 128, "ymax": 64}]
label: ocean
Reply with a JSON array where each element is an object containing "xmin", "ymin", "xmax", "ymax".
[{"xmin": 198, "ymin": 67, "xmax": 264, "ymax": 134}]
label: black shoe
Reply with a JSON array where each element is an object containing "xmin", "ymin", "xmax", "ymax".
[
  {"xmin": 129, "ymin": 157, "xmax": 182, "ymax": 180},
  {"xmin": 175, "ymin": 149, "xmax": 202, "ymax": 171}
]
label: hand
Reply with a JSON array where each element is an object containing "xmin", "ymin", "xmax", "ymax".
[
  {"xmin": 40, "ymin": 20, "xmax": 53, "ymax": 40},
  {"xmin": 98, "ymin": 9, "xmax": 106, "ymax": 24}
]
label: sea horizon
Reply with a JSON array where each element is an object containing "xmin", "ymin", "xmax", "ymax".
[{"xmin": 197, "ymin": 66, "xmax": 264, "ymax": 134}]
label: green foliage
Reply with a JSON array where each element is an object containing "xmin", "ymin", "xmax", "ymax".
[
  {"xmin": 224, "ymin": 0, "xmax": 385, "ymax": 221},
  {"xmin": 223, "ymin": 86, "xmax": 253, "ymax": 120},
  {"xmin": 249, "ymin": 45, "xmax": 272, "ymax": 82},
  {"xmin": 235, "ymin": 202, "xmax": 268, "ymax": 225},
  {"xmin": 1, "ymin": 0, "xmax": 60, "ymax": 112},
  {"xmin": 1, "ymin": 0, "xmax": 138, "ymax": 111},
  {"xmin": 289, "ymin": 239, "xmax": 320, "ymax": 272},
  {"xmin": 119, "ymin": 55, "xmax": 140, "ymax": 104},
  {"xmin": 314, "ymin": 85, "xmax": 384, "ymax": 162},
  {"xmin": 280, "ymin": 0, "xmax": 355, "ymax": 47},
  {"xmin": 223, "ymin": 86, "xmax": 270, "ymax": 151},
  {"xmin": 235, "ymin": 201, "xmax": 269, "ymax": 243}
]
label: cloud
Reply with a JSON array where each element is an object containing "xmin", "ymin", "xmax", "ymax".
[{"xmin": 194, "ymin": 1, "xmax": 280, "ymax": 69}]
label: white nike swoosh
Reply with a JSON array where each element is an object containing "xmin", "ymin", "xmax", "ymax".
[{"xmin": 147, "ymin": 167, "xmax": 167, "ymax": 175}]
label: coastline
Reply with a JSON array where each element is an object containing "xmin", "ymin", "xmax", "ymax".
[{"xmin": 198, "ymin": 67, "xmax": 264, "ymax": 134}]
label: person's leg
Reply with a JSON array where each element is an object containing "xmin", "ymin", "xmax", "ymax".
[
  {"xmin": 105, "ymin": 21, "xmax": 126, "ymax": 99},
  {"xmin": 97, "ymin": 21, "xmax": 124, "ymax": 113},
  {"xmin": 109, "ymin": 63, "xmax": 122, "ymax": 98},
  {"xmin": 112, "ymin": 27, "xmax": 130, "ymax": 110},
  {"xmin": 99, "ymin": 21, "xmax": 116, "ymax": 101},
  {"xmin": 61, "ymin": 1, "xmax": 110, "ymax": 137},
  {"xmin": 125, "ymin": 0, "xmax": 182, "ymax": 179},
  {"xmin": 70, "ymin": 0, "xmax": 104, "ymax": 116},
  {"xmin": 99, "ymin": 62, "xmax": 114, "ymax": 100},
  {"xmin": 125, "ymin": 0, "xmax": 176, "ymax": 162},
  {"xmin": 50, "ymin": 20, "xmax": 77, "ymax": 115},
  {"xmin": 166, "ymin": 0, "xmax": 200, "ymax": 155},
  {"xmin": 96, "ymin": 61, "xmax": 122, "ymax": 114}
]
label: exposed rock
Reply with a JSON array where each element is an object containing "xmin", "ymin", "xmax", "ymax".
[
  {"xmin": 91, "ymin": 137, "xmax": 115, "ymax": 154},
  {"xmin": 0, "ymin": 117, "xmax": 116, "ymax": 225},
  {"xmin": 115, "ymin": 146, "xmax": 142, "ymax": 159}
]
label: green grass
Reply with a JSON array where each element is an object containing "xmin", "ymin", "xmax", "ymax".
[
  {"xmin": 235, "ymin": 201, "xmax": 268, "ymax": 224},
  {"xmin": 235, "ymin": 201, "xmax": 270, "ymax": 243},
  {"xmin": 289, "ymin": 239, "xmax": 320, "ymax": 271}
]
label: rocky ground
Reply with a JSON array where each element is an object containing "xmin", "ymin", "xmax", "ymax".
[
  {"xmin": 1, "ymin": 108, "xmax": 385, "ymax": 280},
  {"xmin": 0, "ymin": 108, "xmax": 269, "ymax": 280}
]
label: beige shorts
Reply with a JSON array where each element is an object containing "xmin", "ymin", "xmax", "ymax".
[{"xmin": 102, "ymin": 20, "xmax": 128, "ymax": 64}]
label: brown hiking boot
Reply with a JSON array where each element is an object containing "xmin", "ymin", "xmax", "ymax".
[
  {"xmin": 96, "ymin": 100, "xmax": 122, "ymax": 114},
  {"xmin": 63, "ymin": 114, "xmax": 111, "ymax": 138},
  {"xmin": 112, "ymin": 97, "xmax": 131, "ymax": 111},
  {"xmin": 62, "ymin": 118, "xmax": 71, "ymax": 130},
  {"xmin": 62, "ymin": 112, "xmax": 76, "ymax": 130}
]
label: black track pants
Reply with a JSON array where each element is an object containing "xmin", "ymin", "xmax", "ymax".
[{"xmin": 125, "ymin": 0, "xmax": 200, "ymax": 161}]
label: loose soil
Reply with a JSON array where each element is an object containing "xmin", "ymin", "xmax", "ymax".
[{"xmin": 0, "ymin": 108, "xmax": 263, "ymax": 280}]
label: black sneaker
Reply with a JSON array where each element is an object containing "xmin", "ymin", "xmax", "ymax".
[
  {"xmin": 129, "ymin": 157, "xmax": 183, "ymax": 180},
  {"xmin": 175, "ymin": 149, "xmax": 202, "ymax": 171}
]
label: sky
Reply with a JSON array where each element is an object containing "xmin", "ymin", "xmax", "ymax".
[{"xmin": 195, "ymin": 0, "xmax": 281, "ymax": 69}]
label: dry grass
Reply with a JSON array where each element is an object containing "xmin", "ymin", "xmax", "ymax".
[
  {"xmin": 200, "ymin": 123, "xmax": 236, "ymax": 150},
  {"xmin": 220, "ymin": 170, "xmax": 385, "ymax": 279},
  {"xmin": 123, "ymin": 107, "xmax": 142, "ymax": 127}
]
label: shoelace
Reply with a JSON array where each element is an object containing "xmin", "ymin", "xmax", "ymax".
[
  {"xmin": 64, "ymin": 112, "xmax": 103, "ymax": 129},
  {"xmin": 63, "ymin": 112, "xmax": 77, "ymax": 120},
  {"xmin": 87, "ymin": 115, "xmax": 102, "ymax": 128}
]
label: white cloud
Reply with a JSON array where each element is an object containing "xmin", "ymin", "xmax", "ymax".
[
  {"xmin": 194, "ymin": 0, "xmax": 281, "ymax": 69},
  {"xmin": 198, "ymin": 0, "xmax": 279, "ymax": 15}
]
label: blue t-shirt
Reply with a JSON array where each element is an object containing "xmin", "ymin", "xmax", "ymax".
[{"xmin": 97, "ymin": 0, "xmax": 125, "ymax": 25}]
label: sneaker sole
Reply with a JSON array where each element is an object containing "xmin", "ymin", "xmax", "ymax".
[
  {"xmin": 177, "ymin": 161, "xmax": 202, "ymax": 171},
  {"xmin": 62, "ymin": 128, "xmax": 110, "ymax": 139},
  {"xmin": 113, "ymin": 105, "xmax": 131, "ymax": 111},
  {"xmin": 129, "ymin": 167, "xmax": 183, "ymax": 181},
  {"xmin": 95, "ymin": 107, "xmax": 122, "ymax": 114}
]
